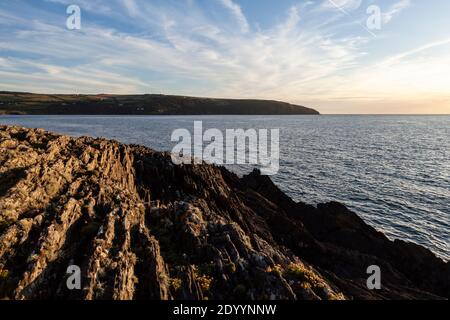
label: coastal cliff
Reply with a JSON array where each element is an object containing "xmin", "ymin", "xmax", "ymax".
[
  {"xmin": 0, "ymin": 92, "xmax": 319, "ymax": 115},
  {"xmin": 0, "ymin": 125, "xmax": 448, "ymax": 300}
]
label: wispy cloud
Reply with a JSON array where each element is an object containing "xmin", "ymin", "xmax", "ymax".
[
  {"xmin": 383, "ymin": 0, "xmax": 411, "ymax": 23},
  {"xmin": 121, "ymin": 0, "xmax": 140, "ymax": 18},
  {"xmin": 218, "ymin": 0, "xmax": 249, "ymax": 33},
  {"xmin": 321, "ymin": 0, "xmax": 362, "ymax": 12},
  {"xmin": 315, "ymin": 38, "xmax": 450, "ymax": 103},
  {"xmin": 45, "ymin": 0, "xmax": 114, "ymax": 15},
  {"xmin": 380, "ymin": 38, "xmax": 450, "ymax": 66},
  {"xmin": 0, "ymin": 1, "xmax": 364, "ymax": 98}
]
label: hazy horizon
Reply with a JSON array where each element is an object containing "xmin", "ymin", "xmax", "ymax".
[{"xmin": 1, "ymin": 0, "xmax": 450, "ymax": 114}]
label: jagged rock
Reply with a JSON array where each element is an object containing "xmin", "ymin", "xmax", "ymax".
[{"xmin": 0, "ymin": 126, "xmax": 448, "ymax": 300}]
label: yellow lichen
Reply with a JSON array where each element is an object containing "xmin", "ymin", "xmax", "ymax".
[
  {"xmin": 197, "ymin": 274, "xmax": 213, "ymax": 292},
  {"xmin": 266, "ymin": 264, "xmax": 283, "ymax": 277},
  {"xmin": 169, "ymin": 278, "xmax": 182, "ymax": 293}
]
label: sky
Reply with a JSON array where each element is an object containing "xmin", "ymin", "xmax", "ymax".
[{"xmin": 1, "ymin": 0, "xmax": 450, "ymax": 114}]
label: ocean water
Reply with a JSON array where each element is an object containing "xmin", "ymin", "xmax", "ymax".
[{"xmin": 1, "ymin": 115, "xmax": 449, "ymax": 261}]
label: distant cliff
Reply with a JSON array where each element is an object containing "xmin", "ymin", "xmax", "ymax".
[
  {"xmin": 0, "ymin": 125, "xmax": 448, "ymax": 300},
  {"xmin": 0, "ymin": 92, "xmax": 319, "ymax": 115}
]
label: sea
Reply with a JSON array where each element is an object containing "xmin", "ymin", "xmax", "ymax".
[{"xmin": 1, "ymin": 115, "xmax": 448, "ymax": 261}]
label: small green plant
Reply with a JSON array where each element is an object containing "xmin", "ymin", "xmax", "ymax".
[
  {"xmin": 285, "ymin": 263, "xmax": 321, "ymax": 285},
  {"xmin": 169, "ymin": 278, "xmax": 182, "ymax": 293},
  {"xmin": 266, "ymin": 264, "xmax": 283, "ymax": 277},
  {"xmin": 225, "ymin": 261, "xmax": 237, "ymax": 274},
  {"xmin": 329, "ymin": 292, "xmax": 346, "ymax": 300},
  {"xmin": 0, "ymin": 270, "xmax": 9, "ymax": 280},
  {"xmin": 300, "ymin": 282, "xmax": 312, "ymax": 290},
  {"xmin": 197, "ymin": 274, "xmax": 213, "ymax": 292},
  {"xmin": 192, "ymin": 265, "xmax": 213, "ymax": 294},
  {"xmin": 285, "ymin": 263, "xmax": 344, "ymax": 300}
]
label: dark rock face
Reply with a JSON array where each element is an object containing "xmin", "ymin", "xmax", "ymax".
[{"xmin": 0, "ymin": 125, "xmax": 448, "ymax": 300}]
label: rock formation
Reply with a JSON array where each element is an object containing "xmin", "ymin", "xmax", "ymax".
[{"xmin": 0, "ymin": 125, "xmax": 448, "ymax": 300}]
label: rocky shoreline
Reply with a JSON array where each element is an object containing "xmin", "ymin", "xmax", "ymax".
[{"xmin": 0, "ymin": 125, "xmax": 448, "ymax": 300}]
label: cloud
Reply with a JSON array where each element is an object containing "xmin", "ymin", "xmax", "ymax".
[
  {"xmin": 0, "ymin": 1, "xmax": 364, "ymax": 98},
  {"xmin": 383, "ymin": 0, "xmax": 411, "ymax": 23},
  {"xmin": 0, "ymin": 57, "xmax": 148, "ymax": 93},
  {"xmin": 218, "ymin": 0, "xmax": 249, "ymax": 33},
  {"xmin": 321, "ymin": 0, "xmax": 362, "ymax": 12},
  {"xmin": 45, "ymin": 0, "xmax": 114, "ymax": 15},
  {"xmin": 379, "ymin": 38, "xmax": 450, "ymax": 66},
  {"xmin": 313, "ymin": 38, "xmax": 450, "ymax": 104},
  {"xmin": 121, "ymin": 0, "xmax": 140, "ymax": 17}
]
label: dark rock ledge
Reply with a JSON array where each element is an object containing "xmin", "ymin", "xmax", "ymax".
[{"xmin": 0, "ymin": 125, "xmax": 448, "ymax": 300}]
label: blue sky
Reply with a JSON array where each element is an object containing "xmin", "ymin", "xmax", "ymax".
[{"xmin": 1, "ymin": 0, "xmax": 450, "ymax": 113}]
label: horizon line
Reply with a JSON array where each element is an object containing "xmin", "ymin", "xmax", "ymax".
[{"xmin": 1, "ymin": 90, "xmax": 449, "ymax": 116}]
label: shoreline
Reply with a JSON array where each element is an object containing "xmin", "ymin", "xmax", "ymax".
[{"xmin": 2, "ymin": 114, "xmax": 450, "ymax": 117}]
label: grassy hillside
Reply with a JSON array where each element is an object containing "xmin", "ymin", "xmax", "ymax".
[{"xmin": 0, "ymin": 92, "xmax": 319, "ymax": 115}]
